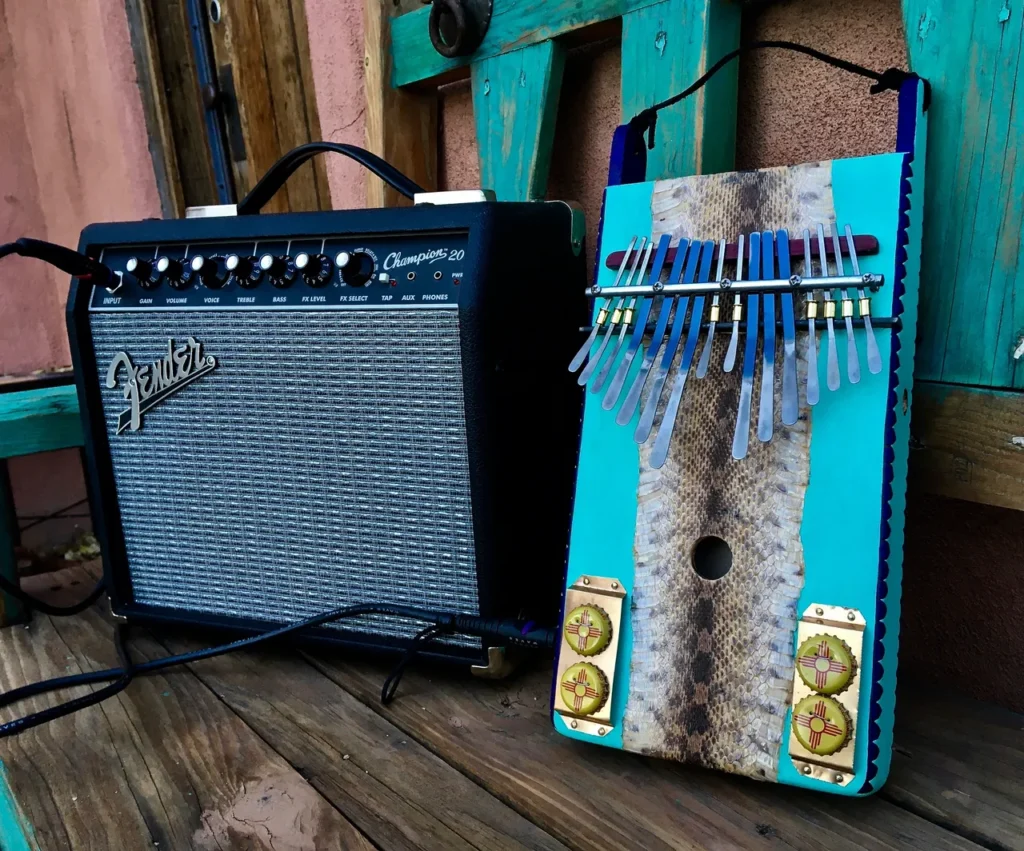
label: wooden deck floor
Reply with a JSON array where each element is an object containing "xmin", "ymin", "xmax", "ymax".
[{"xmin": 0, "ymin": 563, "xmax": 1021, "ymax": 851}]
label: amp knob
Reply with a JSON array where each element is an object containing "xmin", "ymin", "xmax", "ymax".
[
  {"xmin": 259, "ymin": 253, "xmax": 297, "ymax": 288},
  {"xmin": 336, "ymin": 251, "xmax": 375, "ymax": 287},
  {"xmin": 156, "ymin": 256, "xmax": 191, "ymax": 290},
  {"xmin": 190, "ymin": 255, "xmax": 230, "ymax": 289},
  {"xmin": 226, "ymin": 254, "xmax": 262, "ymax": 288},
  {"xmin": 294, "ymin": 252, "xmax": 334, "ymax": 288},
  {"xmin": 126, "ymin": 257, "xmax": 161, "ymax": 290}
]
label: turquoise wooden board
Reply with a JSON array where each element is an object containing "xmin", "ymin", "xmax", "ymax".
[
  {"xmin": 555, "ymin": 140, "xmax": 924, "ymax": 795},
  {"xmin": 471, "ymin": 42, "xmax": 566, "ymax": 201},
  {"xmin": 0, "ymin": 386, "xmax": 83, "ymax": 459},
  {"xmin": 556, "ymin": 180, "xmax": 654, "ymax": 753},
  {"xmin": 0, "ymin": 761, "xmax": 36, "ymax": 851},
  {"xmin": 904, "ymin": 0, "xmax": 1024, "ymax": 389},
  {"xmin": 621, "ymin": 0, "xmax": 740, "ymax": 179},
  {"xmin": 391, "ymin": 0, "xmax": 669, "ymax": 88}
]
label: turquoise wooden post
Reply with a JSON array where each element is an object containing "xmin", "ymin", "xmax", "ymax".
[
  {"xmin": 621, "ymin": 0, "xmax": 741, "ymax": 179},
  {"xmin": 391, "ymin": 1, "xmax": 742, "ymax": 201},
  {"xmin": 471, "ymin": 42, "xmax": 566, "ymax": 201},
  {"xmin": 0, "ymin": 384, "xmax": 84, "ymax": 624},
  {"xmin": 903, "ymin": 0, "xmax": 1024, "ymax": 389}
]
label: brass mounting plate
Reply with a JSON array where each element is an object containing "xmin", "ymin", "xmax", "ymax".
[
  {"xmin": 788, "ymin": 604, "xmax": 866, "ymax": 780},
  {"xmin": 554, "ymin": 575, "xmax": 626, "ymax": 729}
]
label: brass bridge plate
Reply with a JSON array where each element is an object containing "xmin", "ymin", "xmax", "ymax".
[
  {"xmin": 554, "ymin": 575, "xmax": 625, "ymax": 732},
  {"xmin": 788, "ymin": 604, "xmax": 866, "ymax": 786}
]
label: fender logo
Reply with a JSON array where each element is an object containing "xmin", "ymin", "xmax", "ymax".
[{"xmin": 106, "ymin": 338, "xmax": 216, "ymax": 434}]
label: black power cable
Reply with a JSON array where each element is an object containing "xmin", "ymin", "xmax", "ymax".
[
  {"xmin": 1, "ymin": 238, "xmax": 121, "ymax": 292},
  {"xmin": 0, "ymin": 600, "xmax": 556, "ymax": 737}
]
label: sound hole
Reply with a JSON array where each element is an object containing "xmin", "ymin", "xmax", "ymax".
[{"xmin": 691, "ymin": 536, "xmax": 732, "ymax": 580}]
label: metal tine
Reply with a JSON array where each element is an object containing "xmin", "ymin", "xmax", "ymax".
[
  {"xmin": 802, "ymin": 229, "xmax": 820, "ymax": 405},
  {"xmin": 777, "ymin": 229, "xmax": 798, "ymax": 425},
  {"xmin": 723, "ymin": 234, "xmax": 745, "ymax": 372},
  {"xmin": 602, "ymin": 235, "xmax": 672, "ymax": 410},
  {"xmin": 831, "ymin": 223, "xmax": 860, "ymax": 384},
  {"xmin": 696, "ymin": 239, "xmax": 726, "ymax": 378},
  {"xmin": 732, "ymin": 232, "xmax": 761, "ymax": 460},
  {"xmin": 816, "ymin": 224, "xmax": 841, "ymax": 391},
  {"xmin": 757, "ymin": 231, "xmax": 776, "ymax": 443},
  {"xmin": 578, "ymin": 236, "xmax": 648, "ymax": 386},
  {"xmin": 591, "ymin": 238, "xmax": 655, "ymax": 393},
  {"xmin": 616, "ymin": 239, "xmax": 691, "ymax": 426},
  {"xmin": 569, "ymin": 236, "xmax": 638, "ymax": 372},
  {"xmin": 650, "ymin": 240, "xmax": 715, "ymax": 468},
  {"xmin": 635, "ymin": 241, "xmax": 701, "ymax": 444},
  {"xmin": 845, "ymin": 224, "xmax": 882, "ymax": 374}
]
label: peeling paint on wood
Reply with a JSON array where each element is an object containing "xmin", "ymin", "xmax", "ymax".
[{"xmin": 904, "ymin": 1, "xmax": 1024, "ymax": 390}]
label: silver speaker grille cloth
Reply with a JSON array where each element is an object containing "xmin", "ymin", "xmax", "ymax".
[{"xmin": 90, "ymin": 309, "xmax": 481, "ymax": 650}]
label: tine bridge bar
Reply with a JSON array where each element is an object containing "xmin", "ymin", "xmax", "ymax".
[
  {"xmin": 587, "ymin": 273, "xmax": 882, "ymax": 299},
  {"xmin": 578, "ymin": 315, "xmax": 900, "ymax": 334}
]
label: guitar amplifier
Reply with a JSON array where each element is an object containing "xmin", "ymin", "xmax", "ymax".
[{"xmin": 67, "ymin": 196, "xmax": 587, "ymax": 668}]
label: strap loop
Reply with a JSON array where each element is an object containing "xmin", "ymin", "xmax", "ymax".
[{"xmin": 629, "ymin": 40, "xmax": 930, "ymax": 151}]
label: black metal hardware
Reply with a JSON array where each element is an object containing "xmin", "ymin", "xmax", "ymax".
[{"xmin": 427, "ymin": 0, "xmax": 492, "ymax": 58}]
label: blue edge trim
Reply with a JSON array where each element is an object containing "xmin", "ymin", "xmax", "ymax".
[
  {"xmin": 562, "ymin": 82, "xmax": 922, "ymax": 792},
  {"xmin": 862, "ymin": 76, "xmax": 920, "ymax": 793},
  {"xmin": 549, "ymin": 124, "xmax": 648, "ymax": 714}
]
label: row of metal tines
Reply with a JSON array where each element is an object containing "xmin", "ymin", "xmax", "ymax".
[{"xmin": 568, "ymin": 224, "xmax": 885, "ymax": 468}]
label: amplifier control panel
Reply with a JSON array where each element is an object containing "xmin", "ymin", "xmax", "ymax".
[{"xmin": 91, "ymin": 232, "xmax": 470, "ymax": 311}]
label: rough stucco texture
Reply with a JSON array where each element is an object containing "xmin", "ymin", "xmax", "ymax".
[
  {"xmin": 0, "ymin": 0, "xmax": 160, "ymax": 376},
  {"xmin": 304, "ymin": 0, "xmax": 369, "ymax": 208},
  {"xmin": 1, "ymin": 0, "xmax": 159, "ymax": 549}
]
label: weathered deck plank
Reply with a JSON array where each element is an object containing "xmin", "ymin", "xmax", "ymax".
[
  {"xmin": 306, "ymin": 656, "xmax": 994, "ymax": 851},
  {"xmin": 1, "ymin": 562, "xmax": 1021, "ymax": 850},
  {"xmin": 0, "ymin": 568, "xmax": 372, "ymax": 851},
  {"xmin": 884, "ymin": 686, "xmax": 1024, "ymax": 850},
  {"xmin": 157, "ymin": 633, "xmax": 568, "ymax": 851}
]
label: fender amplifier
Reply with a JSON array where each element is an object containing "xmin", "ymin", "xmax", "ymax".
[{"xmin": 67, "ymin": 196, "xmax": 586, "ymax": 667}]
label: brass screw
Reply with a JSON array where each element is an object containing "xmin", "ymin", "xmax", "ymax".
[
  {"xmin": 611, "ymin": 582, "xmax": 619, "ymax": 590},
  {"xmin": 801, "ymin": 765, "xmax": 812, "ymax": 775},
  {"xmin": 847, "ymin": 611, "xmax": 856, "ymax": 622},
  {"xmin": 815, "ymin": 607, "xmax": 824, "ymax": 616},
  {"xmin": 598, "ymin": 727, "xmax": 606, "ymax": 736},
  {"xmin": 834, "ymin": 773, "xmax": 844, "ymax": 783},
  {"xmin": 582, "ymin": 577, "xmax": 591, "ymax": 586},
  {"xmin": 570, "ymin": 720, "xmax": 578, "ymax": 729}
]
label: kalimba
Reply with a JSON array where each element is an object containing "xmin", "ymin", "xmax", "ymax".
[{"xmin": 554, "ymin": 77, "xmax": 927, "ymax": 795}]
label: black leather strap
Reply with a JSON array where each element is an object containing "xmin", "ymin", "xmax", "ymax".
[{"xmin": 237, "ymin": 142, "xmax": 426, "ymax": 213}]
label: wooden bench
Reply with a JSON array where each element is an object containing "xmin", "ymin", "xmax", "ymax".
[
  {"xmin": 0, "ymin": 561, "xmax": 1020, "ymax": 850},
  {"xmin": 0, "ymin": 373, "xmax": 84, "ymax": 625}
]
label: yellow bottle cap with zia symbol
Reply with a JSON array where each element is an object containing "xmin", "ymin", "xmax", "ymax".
[
  {"xmin": 563, "ymin": 604, "xmax": 613, "ymax": 656},
  {"xmin": 796, "ymin": 634, "xmax": 856, "ymax": 694},
  {"xmin": 792, "ymin": 695, "xmax": 851, "ymax": 756},
  {"xmin": 559, "ymin": 662, "xmax": 609, "ymax": 717}
]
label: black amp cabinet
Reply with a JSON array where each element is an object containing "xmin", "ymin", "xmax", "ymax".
[{"xmin": 67, "ymin": 197, "xmax": 587, "ymax": 667}]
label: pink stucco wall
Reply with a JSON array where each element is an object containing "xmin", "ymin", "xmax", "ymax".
[
  {"xmin": 1, "ymin": 0, "xmax": 160, "ymax": 556},
  {"xmin": 0, "ymin": 0, "xmax": 160, "ymax": 376},
  {"xmin": 304, "ymin": 0, "xmax": 368, "ymax": 208}
]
